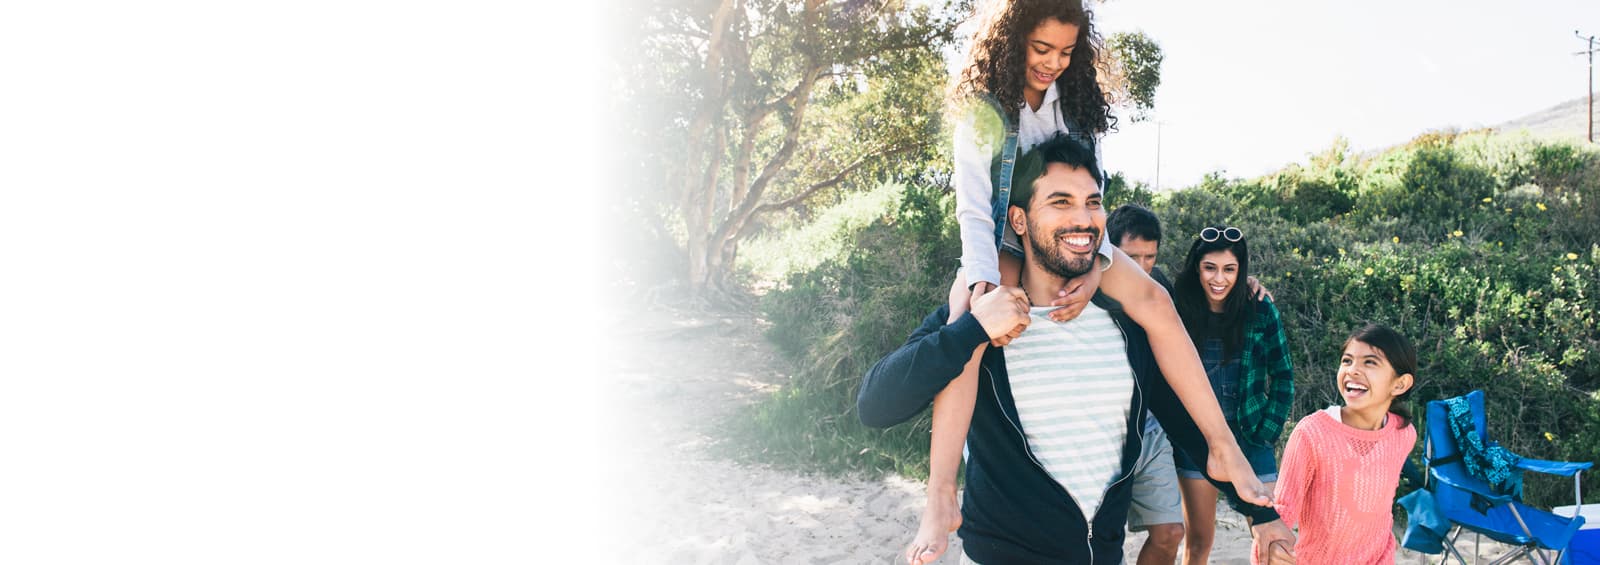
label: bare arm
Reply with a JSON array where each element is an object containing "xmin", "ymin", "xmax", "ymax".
[
  {"xmin": 1097, "ymin": 247, "xmax": 1231, "ymax": 444},
  {"xmin": 1096, "ymin": 246, "xmax": 1273, "ymax": 505},
  {"xmin": 1271, "ymin": 421, "xmax": 1316, "ymax": 530}
]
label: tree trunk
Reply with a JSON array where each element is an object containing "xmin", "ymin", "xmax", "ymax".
[{"xmin": 682, "ymin": 0, "xmax": 740, "ymax": 296}]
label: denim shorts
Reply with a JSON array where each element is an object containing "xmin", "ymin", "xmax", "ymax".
[{"xmin": 1172, "ymin": 439, "xmax": 1278, "ymax": 483}]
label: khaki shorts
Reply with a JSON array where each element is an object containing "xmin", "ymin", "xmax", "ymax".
[{"xmin": 1126, "ymin": 418, "xmax": 1185, "ymax": 530}]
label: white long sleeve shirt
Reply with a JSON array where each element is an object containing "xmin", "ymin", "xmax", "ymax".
[{"xmin": 955, "ymin": 82, "xmax": 1113, "ymax": 288}]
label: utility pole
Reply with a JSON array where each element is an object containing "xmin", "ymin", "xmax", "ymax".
[{"xmin": 1578, "ymin": 31, "xmax": 1598, "ymax": 143}]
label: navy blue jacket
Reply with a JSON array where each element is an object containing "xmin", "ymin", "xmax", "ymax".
[{"xmin": 858, "ymin": 294, "xmax": 1280, "ymax": 564}]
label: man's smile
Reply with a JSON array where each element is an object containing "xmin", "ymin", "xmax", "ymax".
[{"xmin": 1057, "ymin": 230, "xmax": 1097, "ymax": 253}]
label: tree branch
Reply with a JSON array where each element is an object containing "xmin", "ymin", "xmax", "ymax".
[
  {"xmin": 755, "ymin": 142, "xmax": 916, "ymax": 213},
  {"xmin": 729, "ymin": 113, "xmax": 762, "ymax": 209}
]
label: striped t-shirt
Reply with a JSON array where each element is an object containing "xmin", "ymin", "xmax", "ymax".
[{"xmin": 1003, "ymin": 303, "xmax": 1135, "ymax": 519}]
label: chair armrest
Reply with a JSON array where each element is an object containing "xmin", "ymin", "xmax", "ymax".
[
  {"xmin": 1515, "ymin": 458, "xmax": 1593, "ymax": 477},
  {"xmin": 1430, "ymin": 469, "xmax": 1515, "ymax": 504}
]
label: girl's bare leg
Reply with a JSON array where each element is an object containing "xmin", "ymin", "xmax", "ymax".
[
  {"xmin": 907, "ymin": 257, "xmax": 1022, "ymax": 564},
  {"xmin": 906, "ymin": 345, "xmax": 978, "ymax": 565}
]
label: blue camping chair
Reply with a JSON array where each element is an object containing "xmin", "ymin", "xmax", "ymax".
[{"xmin": 1423, "ymin": 390, "xmax": 1593, "ymax": 564}]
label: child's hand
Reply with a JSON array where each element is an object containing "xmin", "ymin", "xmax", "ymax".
[
  {"xmin": 1249, "ymin": 520, "xmax": 1296, "ymax": 565},
  {"xmin": 968, "ymin": 281, "xmax": 996, "ymax": 309},
  {"xmin": 1046, "ymin": 267, "xmax": 1099, "ymax": 322},
  {"xmin": 1268, "ymin": 540, "xmax": 1296, "ymax": 565}
]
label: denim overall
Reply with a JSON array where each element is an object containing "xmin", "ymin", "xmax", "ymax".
[{"xmin": 981, "ymin": 95, "xmax": 1099, "ymax": 256}]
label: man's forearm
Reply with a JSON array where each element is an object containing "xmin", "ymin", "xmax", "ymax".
[{"xmin": 858, "ymin": 310, "xmax": 990, "ymax": 428}]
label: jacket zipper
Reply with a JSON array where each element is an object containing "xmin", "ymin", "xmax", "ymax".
[
  {"xmin": 1086, "ymin": 315, "xmax": 1145, "ymax": 563},
  {"xmin": 983, "ymin": 312, "xmax": 1147, "ymax": 565}
]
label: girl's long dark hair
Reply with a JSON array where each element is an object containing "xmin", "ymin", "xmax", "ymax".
[
  {"xmin": 1174, "ymin": 226, "xmax": 1252, "ymax": 357},
  {"xmin": 1344, "ymin": 324, "xmax": 1419, "ymax": 423},
  {"xmin": 951, "ymin": 0, "xmax": 1115, "ymax": 135}
]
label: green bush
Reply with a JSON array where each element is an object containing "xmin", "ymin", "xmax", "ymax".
[
  {"xmin": 736, "ymin": 180, "xmax": 956, "ymax": 476},
  {"xmin": 742, "ymin": 132, "xmax": 1600, "ymax": 507}
]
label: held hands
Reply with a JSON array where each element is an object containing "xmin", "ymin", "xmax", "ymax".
[
  {"xmin": 970, "ymin": 285, "xmax": 1029, "ymax": 346},
  {"xmin": 1249, "ymin": 519, "xmax": 1297, "ymax": 564}
]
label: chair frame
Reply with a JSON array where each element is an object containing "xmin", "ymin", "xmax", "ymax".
[{"xmin": 1423, "ymin": 401, "xmax": 1587, "ymax": 565}]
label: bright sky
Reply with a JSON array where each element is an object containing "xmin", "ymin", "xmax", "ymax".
[{"xmin": 1084, "ymin": 0, "xmax": 1600, "ymax": 190}]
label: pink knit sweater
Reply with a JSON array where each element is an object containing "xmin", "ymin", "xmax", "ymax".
[{"xmin": 1268, "ymin": 408, "xmax": 1417, "ymax": 565}]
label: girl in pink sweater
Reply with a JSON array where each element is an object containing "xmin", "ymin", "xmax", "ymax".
[{"xmin": 1268, "ymin": 324, "xmax": 1419, "ymax": 565}]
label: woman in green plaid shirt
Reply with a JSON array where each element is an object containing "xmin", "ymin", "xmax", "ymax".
[{"xmin": 1168, "ymin": 225, "xmax": 1296, "ymax": 565}]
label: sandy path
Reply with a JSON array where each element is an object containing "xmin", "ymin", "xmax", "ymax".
[{"xmin": 601, "ymin": 305, "xmax": 1511, "ymax": 564}]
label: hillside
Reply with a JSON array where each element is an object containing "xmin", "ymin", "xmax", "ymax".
[{"xmin": 1495, "ymin": 91, "xmax": 1600, "ymax": 141}]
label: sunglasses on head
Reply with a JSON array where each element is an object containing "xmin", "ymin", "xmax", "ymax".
[{"xmin": 1200, "ymin": 226, "xmax": 1244, "ymax": 242}]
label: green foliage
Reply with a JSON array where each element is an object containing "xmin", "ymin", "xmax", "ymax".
[
  {"xmin": 745, "ymin": 129, "xmax": 1600, "ymax": 508},
  {"xmin": 1145, "ymin": 133, "xmax": 1600, "ymax": 507},
  {"xmin": 741, "ymin": 183, "xmax": 905, "ymax": 283},
  {"xmin": 1104, "ymin": 31, "xmax": 1164, "ymax": 123},
  {"xmin": 734, "ymin": 181, "xmax": 958, "ymax": 475},
  {"xmin": 627, "ymin": 0, "xmax": 963, "ymax": 292},
  {"xmin": 1104, "ymin": 172, "xmax": 1156, "ymax": 209}
]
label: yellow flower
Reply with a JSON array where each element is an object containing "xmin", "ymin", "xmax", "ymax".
[
  {"xmin": 1286, "ymin": 271, "xmax": 1292, "ymax": 277},
  {"xmin": 1364, "ymin": 267, "xmax": 1375, "ymax": 276},
  {"xmin": 1338, "ymin": 248, "xmax": 1347, "ymax": 256},
  {"xmin": 1293, "ymin": 247, "xmax": 1301, "ymax": 255},
  {"xmin": 1537, "ymin": 203, "xmax": 1548, "ymax": 211},
  {"xmin": 1452, "ymin": 230, "xmax": 1463, "ymax": 237},
  {"xmin": 1546, "ymin": 432, "xmax": 1557, "ymax": 442},
  {"xmin": 1568, "ymin": 253, "xmax": 1580, "ymax": 260},
  {"xmin": 1392, "ymin": 236, "xmax": 1400, "ymax": 243},
  {"xmin": 1482, "ymin": 197, "xmax": 1493, "ymax": 203}
]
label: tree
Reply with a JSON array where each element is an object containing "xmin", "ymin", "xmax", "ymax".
[
  {"xmin": 1102, "ymin": 31, "xmax": 1163, "ymax": 123},
  {"xmin": 630, "ymin": 0, "xmax": 961, "ymax": 297}
]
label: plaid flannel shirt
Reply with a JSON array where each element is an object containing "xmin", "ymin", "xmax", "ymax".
[{"xmin": 1235, "ymin": 297, "xmax": 1295, "ymax": 447}]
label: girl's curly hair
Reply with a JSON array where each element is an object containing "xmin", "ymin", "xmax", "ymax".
[{"xmin": 951, "ymin": 0, "xmax": 1115, "ymax": 136}]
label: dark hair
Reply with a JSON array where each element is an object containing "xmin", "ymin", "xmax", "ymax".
[
  {"xmin": 951, "ymin": 0, "xmax": 1115, "ymax": 136},
  {"xmin": 1107, "ymin": 204, "xmax": 1162, "ymax": 247},
  {"xmin": 1008, "ymin": 133, "xmax": 1101, "ymax": 209},
  {"xmin": 1344, "ymin": 324, "xmax": 1419, "ymax": 423},
  {"xmin": 1174, "ymin": 225, "xmax": 1251, "ymax": 356}
]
